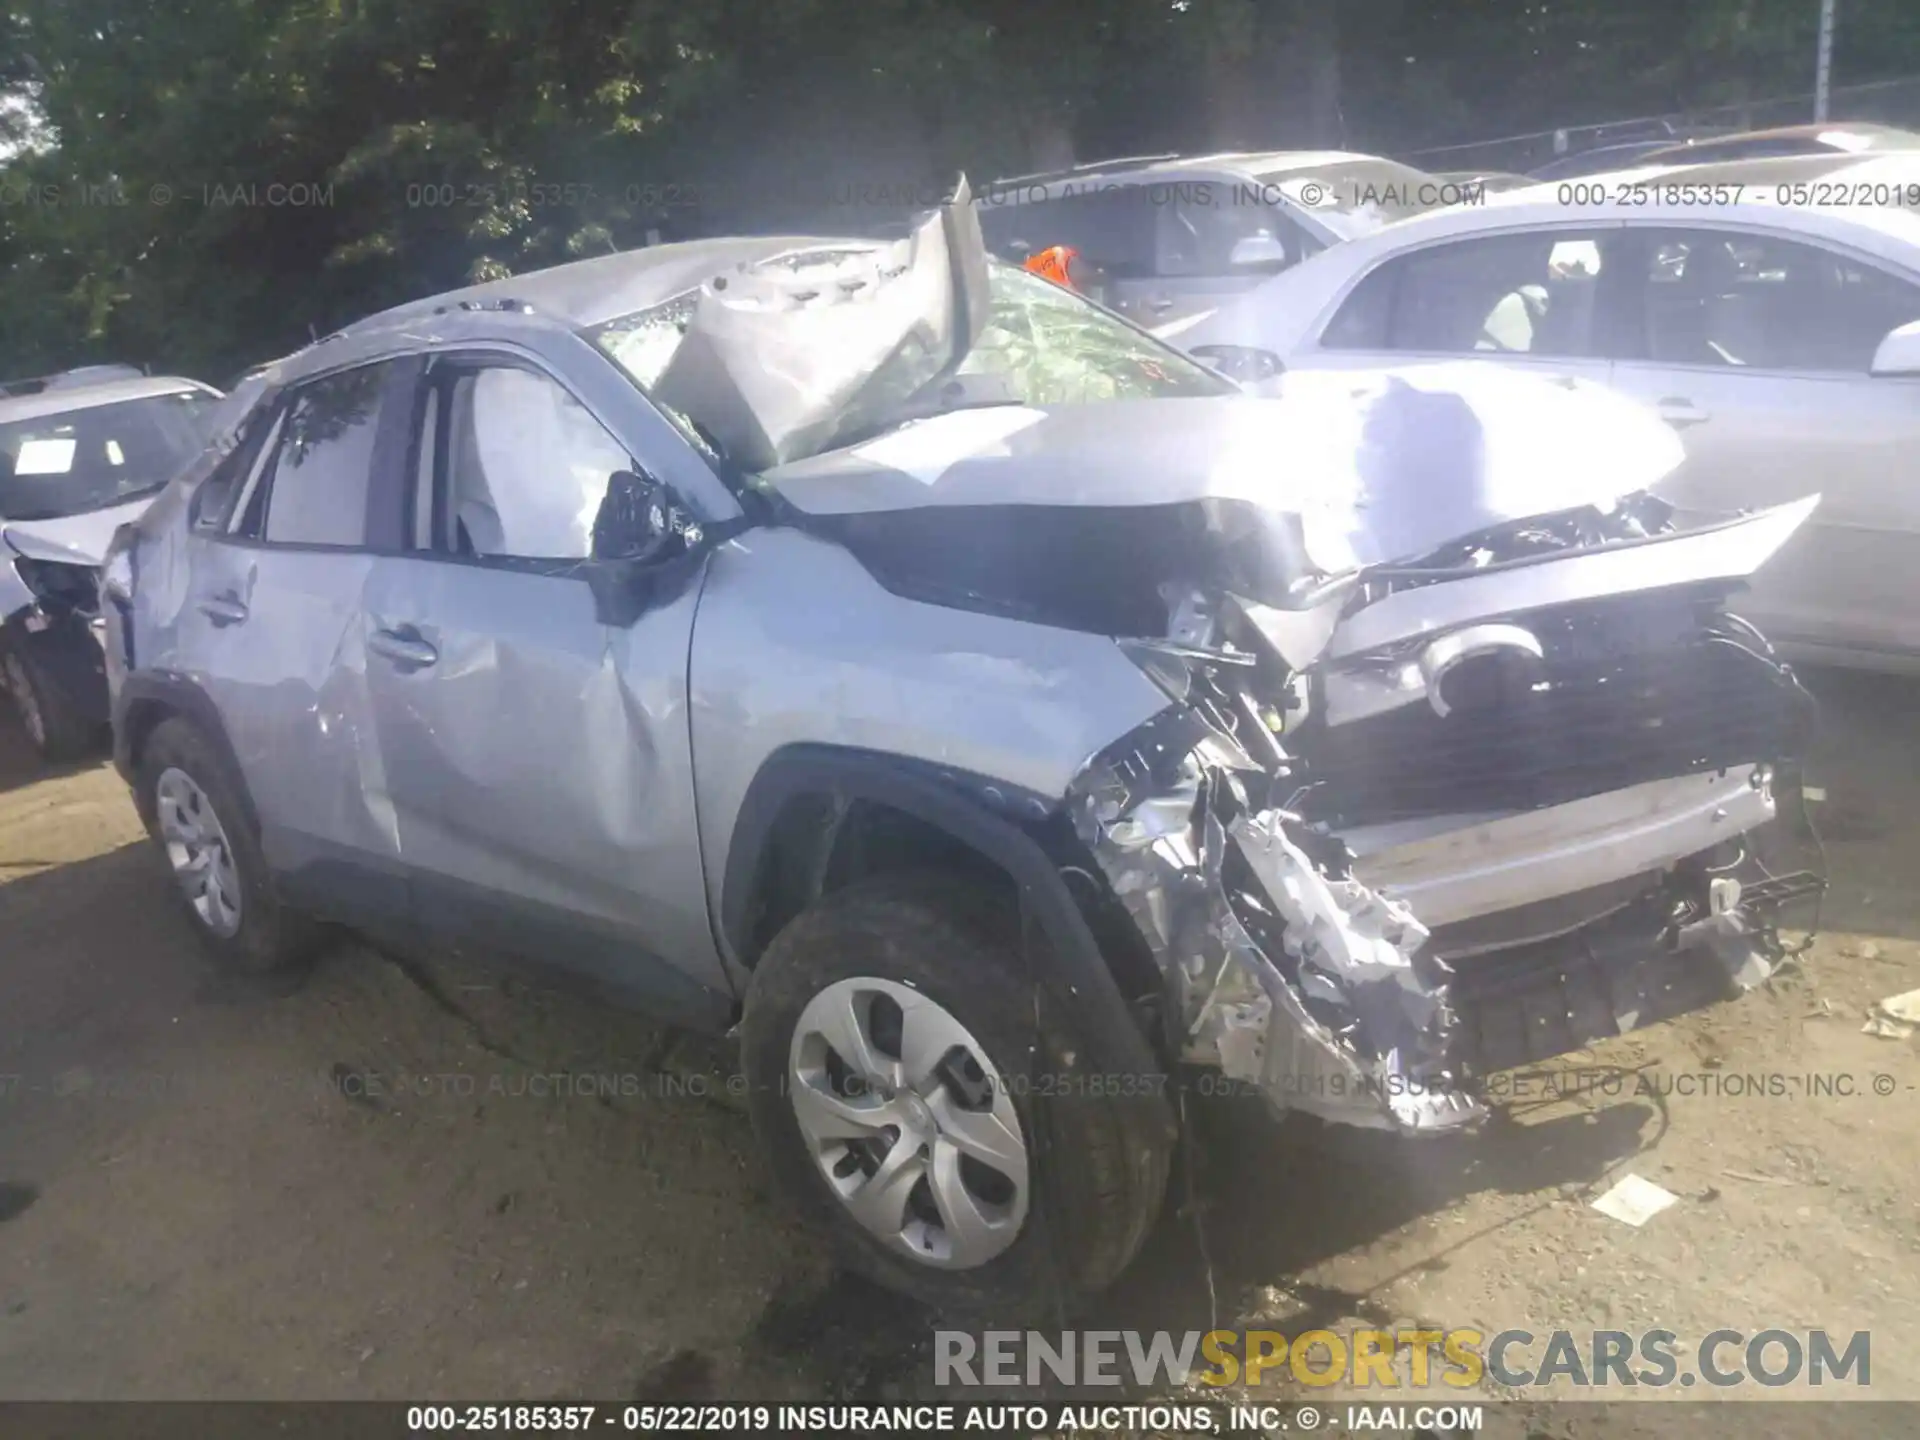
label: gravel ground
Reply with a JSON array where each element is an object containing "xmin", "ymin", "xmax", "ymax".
[{"xmin": 0, "ymin": 670, "xmax": 1915, "ymax": 1422}]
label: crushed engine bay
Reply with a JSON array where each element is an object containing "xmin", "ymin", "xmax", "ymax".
[{"xmin": 1067, "ymin": 500, "xmax": 1826, "ymax": 1134}]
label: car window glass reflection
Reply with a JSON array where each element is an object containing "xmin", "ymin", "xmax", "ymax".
[
  {"xmin": 1641, "ymin": 230, "xmax": 1920, "ymax": 371},
  {"xmin": 261, "ymin": 365, "xmax": 388, "ymax": 546}
]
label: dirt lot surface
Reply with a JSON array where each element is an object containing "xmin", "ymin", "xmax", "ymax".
[{"xmin": 1, "ymin": 671, "xmax": 1917, "ymax": 1422}]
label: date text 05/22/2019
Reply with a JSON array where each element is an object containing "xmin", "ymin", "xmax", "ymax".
[{"xmin": 407, "ymin": 1403, "xmax": 1483, "ymax": 1433}]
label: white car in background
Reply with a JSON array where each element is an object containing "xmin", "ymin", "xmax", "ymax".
[
  {"xmin": 1165, "ymin": 186, "xmax": 1920, "ymax": 672},
  {"xmin": 1, "ymin": 373, "xmax": 221, "ymax": 758}
]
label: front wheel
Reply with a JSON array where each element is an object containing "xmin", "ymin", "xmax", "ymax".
[{"xmin": 741, "ymin": 871, "xmax": 1172, "ymax": 1315}]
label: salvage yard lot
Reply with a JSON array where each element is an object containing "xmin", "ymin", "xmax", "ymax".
[{"xmin": 1, "ymin": 671, "xmax": 1918, "ymax": 1404}]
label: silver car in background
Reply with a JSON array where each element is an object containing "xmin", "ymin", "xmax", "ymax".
[
  {"xmin": 1166, "ymin": 186, "xmax": 1920, "ymax": 672},
  {"xmin": 1, "ymin": 373, "xmax": 220, "ymax": 758},
  {"xmin": 104, "ymin": 185, "xmax": 1820, "ymax": 1312}
]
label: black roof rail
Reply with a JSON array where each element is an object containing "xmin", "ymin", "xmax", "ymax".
[{"xmin": 987, "ymin": 152, "xmax": 1183, "ymax": 189}]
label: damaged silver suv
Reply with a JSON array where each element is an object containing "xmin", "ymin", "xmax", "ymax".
[{"xmin": 104, "ymin": 183, "xmax": 1822, "ymax": 1312}]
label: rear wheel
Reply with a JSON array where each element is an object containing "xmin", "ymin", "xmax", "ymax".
[
  {"xmin": 135, "ymin": 716, "xmax": 318, "ymax": 975},
  {"xmin": 742, "ymin": 871, "xmax": 1173, "ymax": 1315}
]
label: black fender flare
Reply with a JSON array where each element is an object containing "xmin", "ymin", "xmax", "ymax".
[
  {"xmin": 113, "ymin": 671, "xmax": 259, "ymax": 835},
  {"xmin": 720, "ymin": 743, "xmax": 1160, "ymax": 1080}
]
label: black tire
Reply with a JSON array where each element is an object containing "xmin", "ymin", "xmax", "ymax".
[
  {"xmin": 742, "ymin": 870, "xmax": 1174, "ymax": 1317},
  {"xmin": 135, "ymin": 716, "xmax": 319, "ymax": 976},
  {"xmin": 0, "ymin": 635, "xmax": 95, "ymax": 763}
]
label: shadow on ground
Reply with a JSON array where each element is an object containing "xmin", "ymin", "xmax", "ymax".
[
  {"xmin": 0, "ymin": 718, "xmax": 108, "ymax": 800},
  {"xmin": 645, "ymin": 1091, "xmax": 1659, "ymax": 1403}
]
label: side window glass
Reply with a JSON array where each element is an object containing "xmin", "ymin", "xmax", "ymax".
[
  {"xmin": 1323, "ymin": 265, "xmax": 1396, "ymax": 350},
  {"xmin": 1377, "ymin": 232, "xmax": 1608, "ymax": 357},
  {"xmin": 1156, "ymin": 183, "xmax": 1299, "ymax": 278},
  {"xmin": 978, "ymin": 188, "xmax": 1156, "ymax": 278},
  {"xmin": 1067, "ymin": 188, "xmax": 1156, "ymax": 277},
  {"xmin": 250, "ymin": 363, "xmax": 393, "ymax": 546},
  {"xmin": 438, "ymin": 367, "xmax": 632, "ymax": 561},
  {"xmin": 978, "ymin": 200, "xmax": 1039, "ymax": 263},
  {"xmin": 1639, "ymin": 229, "xmax": 1920, "ymax": 371},
  {"xmin": 191, "ymin": 405, "xmax": 276, "ymax": 531}
]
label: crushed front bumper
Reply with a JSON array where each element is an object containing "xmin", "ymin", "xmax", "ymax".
[{"xmin": 1070, "ymin": 713, "xmax": 1817, "ymax": 1136}]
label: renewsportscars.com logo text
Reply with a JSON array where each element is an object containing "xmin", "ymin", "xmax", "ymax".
[{"xmin": 935, "ymin": 1328, "xmax": 1871, "ymax": 1390}]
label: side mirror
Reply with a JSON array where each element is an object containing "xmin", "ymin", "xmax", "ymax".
[
  {"xmin": 592, "ymin": 469, "xmax": 680, "ymax": 562},
  {"xmin": 586, "ymin": 470, "xmax": 708, "ymax": 628},
  {"xmin": 1228, "ymin": 234, "xmax": 1290, "ymax": 271},
  {"xmin": 1870, "ymin": 319, "xmax": 1920, "ymax": 377}
]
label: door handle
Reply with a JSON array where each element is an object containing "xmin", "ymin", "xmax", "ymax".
[
  {"xmin": 196, "ymin": 593, "xmax": 249, "ymax": 626},
  {"xmin": 1657, "ymin": 397, "xmax": 1711, "ymax": 428},
  {"xmin": 1145, "ymin": 297, "xmax": 1177, "ymax": 313},
  {"xmin": 368, "ymin": 628, "xmax": 439, "ymax": 669}
]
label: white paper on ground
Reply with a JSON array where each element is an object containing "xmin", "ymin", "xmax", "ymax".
[
  {"xmin": 1863, "ymin": 987, "xmax": 1920, "ymax": 1040},
  {"xmin": 1877, "ymin": 988, "xmax": 1920, "ymax": 1024},
  {"xmin": 1591, "ymin": 1173, "xmax": 1680, "ymax": 1227}
]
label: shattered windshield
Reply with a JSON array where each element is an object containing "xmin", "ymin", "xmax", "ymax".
[
  {"xmin": 0, "ymin": 391, "xmax": 215, "ymax": 521},
  {"xmin": 952, "ymin": 263, "xmax": 1231, "ymax": 403},
  {"xmin": 590, "ymin": 256, "xmax": 1230, "ymax": 467}
]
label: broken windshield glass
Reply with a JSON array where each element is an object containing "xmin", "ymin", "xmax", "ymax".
[
  {"xmin": 590, "ymin": 257, "xmax": 1231, "ymax": 470},
  {"xmin": 953, "ymin": 264, "xmax": 1231, "ymax": 404}
]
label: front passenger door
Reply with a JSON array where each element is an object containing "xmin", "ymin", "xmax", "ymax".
[
  {"xmin": 1605, "ymin": 227, "xmax": 1920, "ymax": 661},
  {"xmin": 362, "ymin": 354, "xmax": 730, "ymax": 1024}
]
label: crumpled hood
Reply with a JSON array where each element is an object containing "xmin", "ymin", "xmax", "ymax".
[
  {"xmin": 3, "ymin": 495, "xmax": 154, "ymax": 568},
  {"xmin": 760, "ymin": 361, "xmax": 1685, "ymax": 578}
]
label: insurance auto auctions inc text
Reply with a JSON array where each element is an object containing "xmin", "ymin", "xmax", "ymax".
[{"xmin": 936, "ymin": 1327, "xmax": 1871, "ymax": 1390}]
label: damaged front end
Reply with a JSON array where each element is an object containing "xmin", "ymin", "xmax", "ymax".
[
  {"xmin": 686, "ymin": 181, "xmax": 1826, "ymax": 1134},
  {"xmin": 1068, "ymin": 498, "xmax": 1825, "ymax": 1135}
]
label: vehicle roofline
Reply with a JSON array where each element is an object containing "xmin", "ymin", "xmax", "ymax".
[{"xmin": 0, "ymin": 376, "xmax": 218, "ymax": 423}]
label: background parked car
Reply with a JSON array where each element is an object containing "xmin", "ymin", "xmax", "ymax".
[
  {"xmin": 0, "ymin": 372, "xmax": 220, "ymax": 759},
  {"xmin": 1163, "ymin": 190, "xmax": 1920, "ymax": 673},
  {"xmin": 1637, "ymin": 121, "xmax": 1920, "ymax": 168},
  {"xmin": 974, "ymin": 150, "xmax": 1453, "ymax": 330},
  {"xmin": 1524, "ymin": 131, "xmax": 1730, "ymax": 181},
  {"xmin": 1433, "ymin": 169, "xmax": 1536, "ymax": 194}
]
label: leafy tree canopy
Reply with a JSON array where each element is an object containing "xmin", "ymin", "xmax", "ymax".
[{"xmin": 3, "ymin": 0, "xmax": 1918, "ymax": 380}]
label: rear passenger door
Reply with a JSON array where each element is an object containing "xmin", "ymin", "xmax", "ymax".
[
  {"xmin": 361, "ymin": 351, "xmax": 729, "ymax": 1024},
  {"xmin": 176, "ymin": 357, "xmax": 419, "ymax": 923},
  {"xmin": 1605, "ymin": 226, "xmax": 1920, "ymax": 659},
  {"xmin": 1308, "ymin": 225, "xmax": 1629, "ymax": 388}
]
